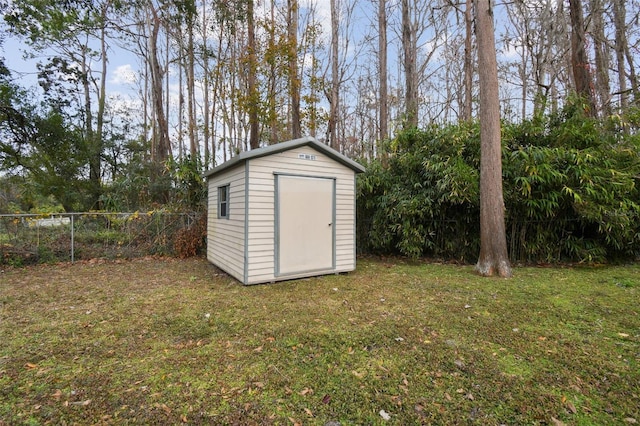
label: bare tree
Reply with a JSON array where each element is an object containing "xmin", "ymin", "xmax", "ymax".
[
  {"xmin": 328, "ymin": 0, "xmax": 340, "ymax": 149},
  {"xmin": 475, "ymin": 0, "xmax": 512, "ymax": 278},
  {"xmin": 148, "ymin": 3, "xmax": 170, "ymax": 164},
  {"xmin": 463, "ymin": 0, "xmax": 473, "ymax": 121},
  {"xmin": 589, "ymin": 0, "xmax": 611, "ymax": 116},
  {"xmin": 245, "ymin": 0, "xmax": 259, "ymax": 149},
  {"xmin": 185, "ymin": 2, "xmax": 198, "ymax": 157},
  {"xmin": 288, "ymin": 0, "xmax": 302, "ymax": 139},
  {"xmin": 201, "ymin": 0, "xmax": 211, "ymax": 166},
  {"xmin": 299, "ymin": 1, "xmax": 325, "ymax": 139},
  {"xmin": 612, "ymin": 0, "xmax": 638, "ymax": 110},
  {"xmin": 569, "ymin": 0, "xmax": 597, "ymax": 116},
  {"xmin": 378, "ymin": 0, "xmax": 389, "ymax": 143},
  {"xmin": 401, "ymin": 0, "xmax": 418, "ymax": 128}
]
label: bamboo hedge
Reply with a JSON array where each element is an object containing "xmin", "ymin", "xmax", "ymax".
[{"xmin": 357, "ymin": 104, "xmax": 640, "ymax": 263}]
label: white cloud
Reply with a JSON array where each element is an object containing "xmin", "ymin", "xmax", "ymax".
[{"xmin": 110, "ymin": 64, "xmax": 137, "ymax": 85}]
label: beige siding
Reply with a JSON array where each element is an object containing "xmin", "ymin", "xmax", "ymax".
[
  {"xmin": 207, "ymin": 165, "xmax": 246, "ymax": 282},
  {"xmin": 245, "ymin": 146, "xmax": 357, "ymax": 284}
]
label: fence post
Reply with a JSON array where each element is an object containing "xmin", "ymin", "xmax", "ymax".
[{"xmin": 70, "ymin": 214, "xmax": 75, "ymax": 263}]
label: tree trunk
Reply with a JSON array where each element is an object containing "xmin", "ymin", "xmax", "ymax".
[
  {"xmin": 202, "ymin": 0, "xmax": 210, "ymax": 167},
  {"xmin": 474, "ymin": 0, "xmax": 512, "ymax": 278},
  {"xmin": 463, "ymin": 0, "xmax": 473, "ymax": 121},
  {"xmin": 187, "ymin": 14, "xmax": 198, "ymax": 157},
  {"xmin": 328, "ymin": 0, "xmax": 339, "ymax": 150},
  {"xmin": 590, "ymin": 0, "xmax": 611, "ymax": 116},
  {"xmin": 378, "ymin": 0, "xmax": 388, "ymax": 145},
  {"xmin": 211, "ymin": 28, "xmax": 224, "ymax": 163},
  {"xmin": 612, "ymin": 0, "xmax": 629, "ymax": 110},
  {"xmin": 80, "ymin": 47, "xmax": 98, "ymax": 204},
  {"xmin": 247, "ymin": 0, "xmax": 260, "ymax": 149},
  {"xmin": 178, "ymin": 35, "xmax": 185, "ymax": 158},
  {"xmin": 568, "ymin": 0, "xmax": 596, "ymax": 116},
  {"xmin": 93, "ymin": 4, "xmax": 108, "ymax": 209},
  {"xmin": 266, "ymin": 0, "xmax": 278, "ymax": 144},
  {"xmin": 149, "ymin": 7, "xmax": 169, "ymax": 164},
  {"xmin": 401, "ymin": 0, "xmax": 418, "ymax": 128},
  {"xmin": 288, "ymin": 0, "xmax": 301, "ymax": 139}
]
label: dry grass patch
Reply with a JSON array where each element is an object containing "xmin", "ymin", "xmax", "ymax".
[{"xmin": 1, "ymin": 257, "xmax": 638, "ymax": 425}]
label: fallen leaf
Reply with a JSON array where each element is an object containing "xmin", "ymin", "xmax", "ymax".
[
  {"xmin": 565, "ymin": 401, "xmax": 577, "ymax": 414},
  {"xmin": 551, "ymin": 417, "xmax": 566, "ymax": 426},
  {"xmin": 299, "ymin": 387, "xmax": 313, "ymax": 396},
  {"xmin": 322, "ymin": 394, "xmax": 331, "ymax": 404},
  {"xmin": 618, "ymin": 333, "xmax": 629, "ymax": 338},
  {"xmin": 25, "ymin": 363, "xmax": 38, "ymax": 369},
  {"xmin": 379, "ymin": 410, "xmax": 391, "ymax": 421},
  {"xmin": 304, "ymin": 407, "xmax": 314, "ymax": 417},
  {"xmin": 624, "ymin": 418, "xmax": 637, "ymax": 424},
  {"xmin": 352, "ymin": 370, "xmax": 365, "ymax": 379}
]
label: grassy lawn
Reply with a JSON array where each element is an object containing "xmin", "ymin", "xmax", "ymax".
[{"xmin": 0, "ymin": 257, "xmax": 638, "ymax": 425}]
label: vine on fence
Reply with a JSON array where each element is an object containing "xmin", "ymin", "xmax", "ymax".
[{"xmin": 0, "ymin": 211, "xmax": 206, "ymax": 266}]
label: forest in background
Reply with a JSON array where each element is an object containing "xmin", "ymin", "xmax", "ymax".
[{"xmin": 0, "ymin": 0, "xmax": 639, "ymax": 263}]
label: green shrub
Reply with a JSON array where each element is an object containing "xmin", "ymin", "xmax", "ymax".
[{"xmin": 358, "ymin": 103, "xmax": 640, "ymax": 263}]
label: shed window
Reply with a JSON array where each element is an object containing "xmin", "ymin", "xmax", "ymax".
[{"xmin": 218, "ymin": 185, "xmax": 230, "ymax": 219}]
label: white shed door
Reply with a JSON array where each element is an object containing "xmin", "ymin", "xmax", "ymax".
[{"xmin": 277, "ymin": 175, "xmax": 334, "ymax": 275}]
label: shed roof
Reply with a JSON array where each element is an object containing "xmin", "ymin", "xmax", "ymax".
[{"xmin": 203, "ymin": 136, "xmax": 366, "ymax": 178}]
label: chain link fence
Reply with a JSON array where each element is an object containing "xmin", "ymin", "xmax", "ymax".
[{"xmin": 0, "ymin": 211, "xmax": 204, "ymax": 266}]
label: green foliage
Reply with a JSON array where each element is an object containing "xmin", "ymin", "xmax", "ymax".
[
  {"xmin": 99, "ymin": 153, "xmax": 206, "ymax": 212},
  {"xmin": 358, "ymin": 103, "xmax": 640, "ymax": 263},
  {"xmin": 358, "ymin": 125, "xmax": 480, "ymax": 261},
  {"xmin": 166, "ymin": 155, "xmax": 206, "ymax": 210}
]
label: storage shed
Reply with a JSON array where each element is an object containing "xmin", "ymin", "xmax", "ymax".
[{"xmin": 204, "ymin": 136, "xmax": 366, "ymax": 285}]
